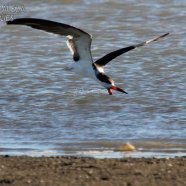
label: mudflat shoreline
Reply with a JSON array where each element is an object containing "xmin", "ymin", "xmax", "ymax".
[{"xmin": 0, "ymin": 156, "xmax": 185, "ymax": 186}]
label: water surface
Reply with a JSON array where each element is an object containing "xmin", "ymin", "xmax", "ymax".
[{"xmin": 0, "ymin": 0, "xmax": 186, "ymax": 158}]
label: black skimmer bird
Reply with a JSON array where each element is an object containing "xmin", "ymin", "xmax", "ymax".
[{"xmin": 6, "ymin": 18, "xmax": 169, "ymax": 95}]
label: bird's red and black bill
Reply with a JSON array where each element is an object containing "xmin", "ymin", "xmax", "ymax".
[{"xmin": 107, "ymin": 86, "xmax": 128, "ymax": 95}]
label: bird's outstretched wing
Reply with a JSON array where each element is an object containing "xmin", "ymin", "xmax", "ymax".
[
  {"xmin": 94, "ymin": 33, "xmax": 169, "ymax": 66},
  {"xmin": 7, "ymin": 18, "xmax": 92, "ymax": 62}
]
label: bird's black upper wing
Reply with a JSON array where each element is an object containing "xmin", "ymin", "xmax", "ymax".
[
  {"xmin": 7, "ymin": 18, "xmax": 92, "ymax": 62},
  {"xmin": 94, "ymin": 33, "xmax": 169, "ymax": 66},
  {"xmin": 94, "ymin": 46, "xmax": 135, "ymax": 66},
  {"xmin": 7, "ymin": 18, "xmax": 90, "ymax": 37}
]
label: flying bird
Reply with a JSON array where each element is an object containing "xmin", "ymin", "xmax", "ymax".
[{"xmin": 6, "ymin": 18, "xmax": 169, "ymax": 95}]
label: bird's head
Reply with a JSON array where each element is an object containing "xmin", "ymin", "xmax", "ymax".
[{"xmin": 95, "ymin": 68, "xmax": 128, "ymax": 95}]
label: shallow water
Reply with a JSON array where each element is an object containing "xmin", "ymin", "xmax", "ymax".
[{"xmin": 0, "ymin": 0, "xmax": 186, "ymax": 158}]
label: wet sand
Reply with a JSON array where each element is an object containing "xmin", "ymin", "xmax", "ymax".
[{"xmin": 0, "ymin": 156, "xmax": 185, "ymax": 186}]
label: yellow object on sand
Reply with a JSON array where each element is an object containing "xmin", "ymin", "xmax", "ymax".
[{"xmin": 119, "ymin": 143, "xmax": 135, "ymax": 151}]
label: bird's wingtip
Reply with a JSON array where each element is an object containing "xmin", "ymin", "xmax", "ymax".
[
  {"xmin": 6, "ymin": 20, "xmax": 12, "ymax": 24},
  {"xmin": 162, "ymin": 32, "xmax": 170, "ymax": 37},
  {"xmin": 6, "ymin": 18, "xmax": 17, "ymax": 25}
]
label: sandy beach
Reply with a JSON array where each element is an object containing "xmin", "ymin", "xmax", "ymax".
[{"xmin": 0, "ymin": 156, "xmax": 185, "ymax": 186}]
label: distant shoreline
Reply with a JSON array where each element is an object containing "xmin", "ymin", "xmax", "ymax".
[{"xmin": 0, "ymin": 156, "xmax": 185, "ymax": 186}]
